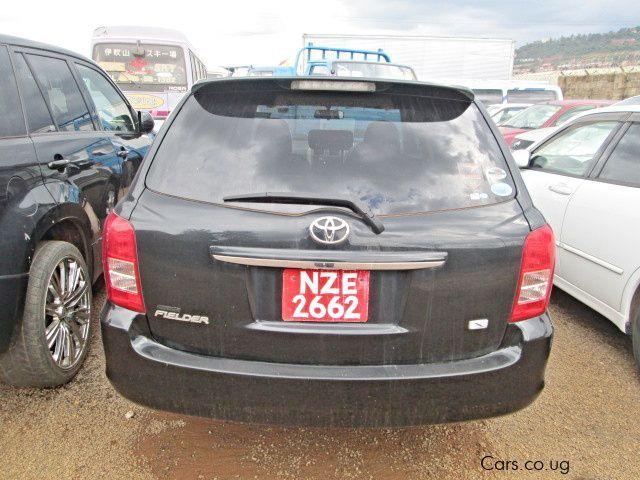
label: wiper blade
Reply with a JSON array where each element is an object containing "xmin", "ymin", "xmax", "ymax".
[
  {"xmin": 118, "ymin": 72, "xmax": 141, "ymax": 86},
  {"xmin": 223, "ymin": 192, "xmax": 385, "ymax": 234}
]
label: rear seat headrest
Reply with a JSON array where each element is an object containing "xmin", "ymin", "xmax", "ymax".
[
  {"xmin": 308, "ymin": 129, "xmax": 354, "ymax": 155},
  {"xmin": 254, "ymin": 119, "xmax": 292, "ymax": 155},
  {"xmin": 363, "ymin": 122, "xmax": 400, "ymax": 150}
]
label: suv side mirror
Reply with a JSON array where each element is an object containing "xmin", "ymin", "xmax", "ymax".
[
  {"xmin": 512, "ymin": 149, "xmax": 531, "ymax": 168},
  {"xmin": 138, "ymin": 111, "xmax": 155, "ymax": 134}
]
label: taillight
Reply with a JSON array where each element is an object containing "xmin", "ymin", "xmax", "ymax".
[
  {"xmin": 509, "ymin": 224, "xmax": 555, "ymax": 322},
  {"xmin": 102, "ymin": 212, "xmax": 145, "ymax": 313},
  {"xmin": 151, "ymin": 109, "xmax": 169, "ymax": 119}
]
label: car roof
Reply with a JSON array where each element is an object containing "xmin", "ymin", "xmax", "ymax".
[
  {"xmin": 545, "ymin": 99, "xmax": 614, "ymax": 107},
  {"xmin": 0, "ymin": 33, "xmax": 92, "ymax": 64},
  {"xmin": 489, "ymin": 103, "xmax": 531, "ymax": 108},
  {"xmin": 581, "ymin": 104, "xmax": 640, "ymax": 115},
  {"xmin": 613, "ymin": 95, "xmax": 640, "ymax": 106},
  {"xmin": 92, "ymin": 26, "xmax": 188, "ymax": 43},
  {"xmin": 514, "ymin": 127, "xmax": 556, "ymax": 141}
]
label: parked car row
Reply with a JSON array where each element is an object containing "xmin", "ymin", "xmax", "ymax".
[
  {"xmin": 512, "ymin": 105, "xmax": 640, "ymax": 365},
  {"xmin": 466, "ymin": 81, "xmax": 563, "ymax": 105},
  {"xmin": 0, "ymin": 34, "xmax": 154, "ymax": 386},
  {"xmin": 497, "ymin": 99, "xmax": 615, "ymax": 146},
  {"xmin": 1, "ymin": 32, "xmax": 638, "ymax": 429}
]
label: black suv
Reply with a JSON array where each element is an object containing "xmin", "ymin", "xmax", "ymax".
[
  {"xmin": 101, "ymin": 77, "xmax": 554, "ymax": 426},
  {"xmin": 0, "ymin": 35, "xmax": 154, "ymax": 387}
]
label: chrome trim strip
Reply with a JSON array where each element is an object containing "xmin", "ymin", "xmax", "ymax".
[
  {"xmin": 213, "ymin": 254, "xmax": 445, "ymax": 270},
  {"xmin": 559, "ymin": 242, "xmax": 623, "ymax": 275},
  {"xmin": 210, "ymin": 246, "xmax": 447, "ymax": 270}
]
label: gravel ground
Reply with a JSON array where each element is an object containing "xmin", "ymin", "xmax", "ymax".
[{"xmin": 1, "ymin": 285, "xmax": 639, "ymax": 479}]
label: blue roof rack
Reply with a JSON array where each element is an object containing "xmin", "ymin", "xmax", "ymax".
[{"xmin": 294, "ymin": 43, "xmax": 392, "ymax": 74}]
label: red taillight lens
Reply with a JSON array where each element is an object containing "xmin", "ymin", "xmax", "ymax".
[
  {"xmin": 102, "ymin": 212, "xmax": 145, "ymax": 313},
  {"xmin": 509, "ymin": 224, "xmax": 555, "ymax": 322},
  {"xmin": 151, "ymin": 109, "xmax": 169, "ymax": 119}
]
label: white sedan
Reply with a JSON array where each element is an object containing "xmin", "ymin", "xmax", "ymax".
[{"xmin": 512, "ymin": 105, "xmax": 640, "ymax": 367}]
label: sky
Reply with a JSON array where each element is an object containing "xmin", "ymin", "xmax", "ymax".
[{"xmin": 1, "ymin": 0, "xmax": 639, "ymax": 67}]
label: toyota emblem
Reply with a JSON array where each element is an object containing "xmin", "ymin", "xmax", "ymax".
[{"xmin": 309, "ymin": 216, "xmax": 350, "ymax": 245}]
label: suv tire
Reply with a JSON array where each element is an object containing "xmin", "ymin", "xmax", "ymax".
[
  {"xmin": 0, "ymin": 241, "xmax": 92, "ymax": 387},
  {"xmin": 633, "ymin": 306, "xmax": 640, "ymax": 369}
]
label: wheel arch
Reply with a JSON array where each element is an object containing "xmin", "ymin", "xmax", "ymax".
[
  {"xmin": 627, "ymin": 283, "xmax": 640, "ymax": 335},
  {"xmin": 29, "ymin": 203, "xmax": 95, "ymax": 279},
  {"xmin": 622, "ymin": 267, "xmax": 640, "ymax": 335}
]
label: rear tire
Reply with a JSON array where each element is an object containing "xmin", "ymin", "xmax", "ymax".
[
  {"xmin": 633, "ymin": 308, "xmax": 640, "ymax": 370},
  {"xmin": 0, "ymin": 241, "xmax": 92, "ymax": 387}
]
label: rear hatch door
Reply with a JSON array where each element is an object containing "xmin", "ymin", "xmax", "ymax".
[{"xmin": 133, "ymin": 79, "xmax": 530, "ymax": 365}]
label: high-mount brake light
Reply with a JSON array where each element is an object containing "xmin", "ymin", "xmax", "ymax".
[
  {"xmin": 509, "ymin": 224, "xmax": 555, "ymax": 322},
  {"xmin": 291, "ymin": 80, "xmax": 376, "ymax": 92},
  {"xmin": 102, "ymin": 212, "xmax": 145, "ymax": 313}
]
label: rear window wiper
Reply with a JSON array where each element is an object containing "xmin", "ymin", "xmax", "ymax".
[{"xmin": 223, "ymin": 192, "xmax": 385, "ymax": 234}]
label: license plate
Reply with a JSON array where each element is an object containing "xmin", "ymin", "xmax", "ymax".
[{"xmin": 282, "ymin": 269, "xmax": 370, "ymax": 322}]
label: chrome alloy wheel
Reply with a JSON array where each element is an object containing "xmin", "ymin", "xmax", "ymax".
[{"xmin": 44, "ymin": 257, "xmax": 91, "ymax": 369}]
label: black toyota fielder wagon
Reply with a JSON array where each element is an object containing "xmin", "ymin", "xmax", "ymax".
[{"xmin": 100, "ymin": 77, "xmax": 554, "ymax": 426}]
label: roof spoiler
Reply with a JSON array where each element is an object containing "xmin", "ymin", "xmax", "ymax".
[{"xmin": 191, "ymin": 77, "xmax": 475, "ymax": 105}]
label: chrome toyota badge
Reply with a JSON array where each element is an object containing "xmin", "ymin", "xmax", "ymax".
[{"xmin": 309, "ymin": 216, "xmax": 350, "ymax": 245}]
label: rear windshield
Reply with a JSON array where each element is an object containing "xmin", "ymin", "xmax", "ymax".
[
  {"xmin": 506, "ymin": 89, "xmax": 558, "ymax": 104},
  {"xmin": 146, "ymin": 86, "xmax": 515, "ymax": 215},
  {"xmin": 472, "ymin": 89, "xmax": 503, "ymax": 105},
  {"xmin": 332, "ymin": 62, "xmax": 417, "ymax": 81}
]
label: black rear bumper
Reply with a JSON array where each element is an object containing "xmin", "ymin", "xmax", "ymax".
[{"xmin": 101, "ymin": 302, "xmax": 552, "ymax": 427}]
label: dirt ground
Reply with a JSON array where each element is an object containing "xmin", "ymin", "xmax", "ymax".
[{"xmin": 1, "ymin": 285, "xmax": 639, "ymax": 480}]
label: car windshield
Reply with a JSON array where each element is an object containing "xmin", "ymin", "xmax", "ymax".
[
  {"xmin": 332, "ymin": 62, "xmax": 417, "ymax": 81},
  {"xmin": 146, "ymin": 84, "xmax": 515, "ymax": 215},
  {"xmin": 492, "ymin": 107, "xmax": 524, "ymax": 124},
  {"xmin": 500, "ymin": 104, "xmax": 561, "ymax": 129},
  {"xmin": 93, "ymin": 43, "xmax": 187, "ymax": 88}
]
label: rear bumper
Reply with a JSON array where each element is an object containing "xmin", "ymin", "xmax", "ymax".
[{"xmin": 101, "ymin": 302, "xmax": 553, "ymax": 427}]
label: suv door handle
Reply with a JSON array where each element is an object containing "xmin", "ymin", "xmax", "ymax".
[
  {"xmin": 48, "ymin": 155, "xmax": 70, "ymax": 170},
  {"xmin": 548, "ymin": 183, "xmax": 573, "ymax": 195},
  {"xmin": 48, "ymin": 154, "xmax": 94, "ymax": 170}
]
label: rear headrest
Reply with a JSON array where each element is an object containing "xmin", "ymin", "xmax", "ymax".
[
  {"xmin": 308, "ymin": 129, "xmax": 354, "ymax": 155},
  {"xmin": 254, "ymin": 120, "xmax": 292, "ymax": 156},
  {"xmin": 363, "ymin": 122, "xmax": 400, "ymax": 150}
]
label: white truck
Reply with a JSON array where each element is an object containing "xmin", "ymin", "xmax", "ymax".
[{"xmin": 302, "ymin": 33, "xmax": 515, "ymax": 82}]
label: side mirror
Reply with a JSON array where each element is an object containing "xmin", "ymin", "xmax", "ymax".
[
  {"xmin": 138, "ymin": 111, "xmax": 155, "ymax": 134},
  {"xmin": 512, "ymin": 149, "xmax": 531, "ymax": 168}
]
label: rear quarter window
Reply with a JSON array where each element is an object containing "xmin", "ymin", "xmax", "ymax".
[
  {"xmin": 0, "ymin": 46, "xmax": 26, "ymax": 138},
  {"xmin": 146, "ymin": 84, "xmax": 516, "ymax": 215}
]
